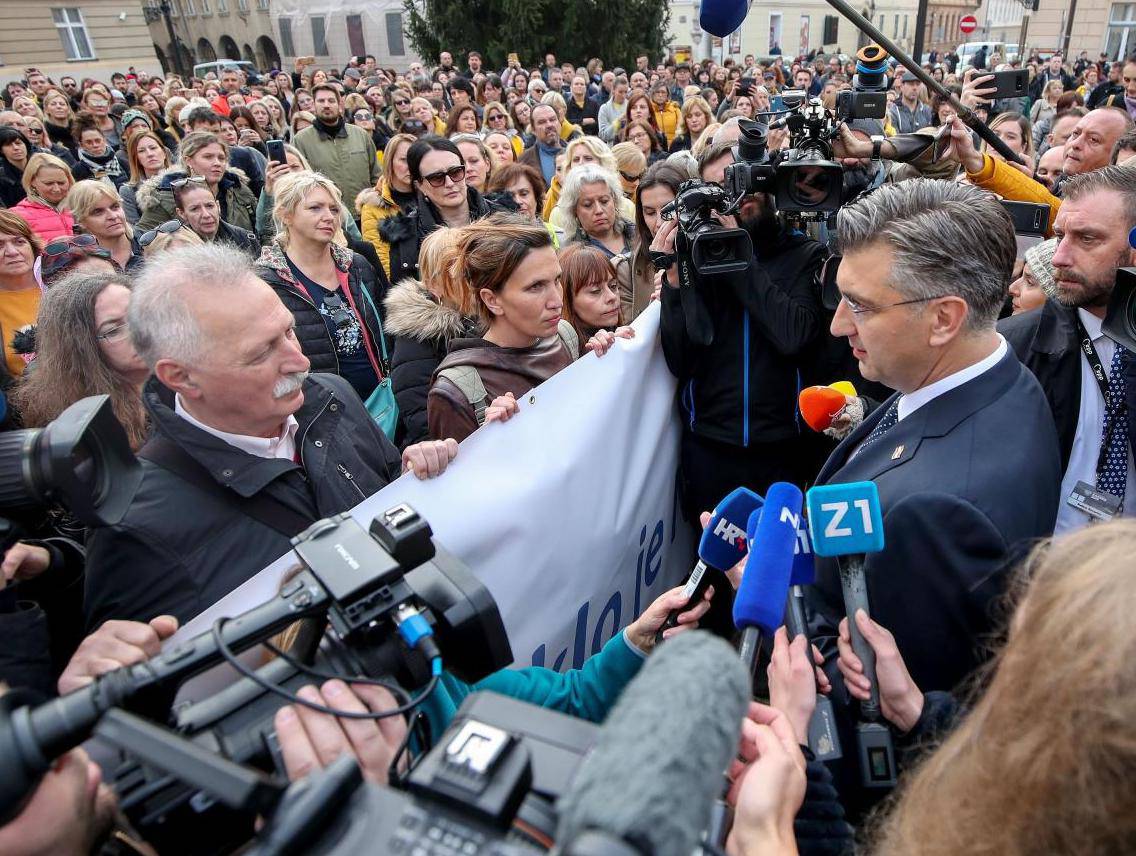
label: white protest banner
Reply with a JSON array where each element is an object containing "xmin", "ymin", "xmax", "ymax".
[{"xmin": 172, "ymin": 304, "xmax": 692, "ymax": 694}]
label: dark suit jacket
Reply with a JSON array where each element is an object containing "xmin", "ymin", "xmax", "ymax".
[
  {"xmin": 1000, "ymin": 300, "xmax": 1136, "ymax": 478},
  {"xmin": 807, "ymin": 348, "xmax": 1061, "ymax": 694},
  {"xmin": 518, "ymin": 144, "xmax": 560, "ymax": 187}
]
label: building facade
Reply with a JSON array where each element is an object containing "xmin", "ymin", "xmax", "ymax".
[
  {"xmin": 0, "ymin": 1, "xmax": 162, "ymax": 88},
  {"xmin": 977, "ymin": 0, "xmax": 1131, "ymax": 61},
  {"xmin": 143, "ymin": 0, "xmax": 281, "ymax": 77},
  {"xmin": 270, "ymin": 1, "xmax": 420, "ymax": 72},
  {"xmin": 668, "ymin": 0, "xmax": 921, "ymax": 64}
]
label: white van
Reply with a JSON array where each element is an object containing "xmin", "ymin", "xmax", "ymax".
[
  {"xmin": 955, "ymin": 41, "xmax": 1005, "ymax": 69},
  {"xmin": 192, "ymin": 60, "xmax": 258, "ymax": 80}
]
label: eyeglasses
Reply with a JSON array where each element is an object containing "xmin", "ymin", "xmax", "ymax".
[
  {"xmin": 43, "ymin": 233, "xmax": 101, "ymax": 257},
  {"xmin": 171, "ymin": 176, "xmax": 208, "ymax": 189},
  {"xmin": 487, "ymin": 113, "xmax": 507, "ymax": 123},
  {"xmin": 138, "ymin": 219, "xmax": 184, "ymax": 247},
  {"xmin": 394, "ymin": 99, "xmax": 410, "ymax": 107},
  {"xmin": 421, "ymin": 165, "xmax": 466, "ymax": 187},
  {"xmin": 840, "ymin": 294, "xmax": 937, "ymax": 316},
  {"xmin": 24, "ymin": 126, "xmax": 43, "ymax": 134},
  {"xmin": 354, "ymin": 111, "xmax": 374, "ymax": 120},
  {"xmin": 87, "ymin": 100, "xmax": 108, "ymax": 108},
  {"xmin": 620, "ymin": 170, "xmax": 645, "ymax": 182},
  {"xmin": 96, "ymin": 322, "xmax": 130, "ymax": 342}
]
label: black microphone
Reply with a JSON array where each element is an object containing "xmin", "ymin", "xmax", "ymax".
[{"xmin": 555, "ymin": 632, "xmax": 751, "ymax": 856}]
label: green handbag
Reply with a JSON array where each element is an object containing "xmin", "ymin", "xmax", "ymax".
[{"xmin": 357, "ymin": 285, "xmax": 399, "ymax": 440}]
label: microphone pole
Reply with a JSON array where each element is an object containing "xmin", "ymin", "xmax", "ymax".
[{"xmin": 819, "ymin": 0, "xmax": 1027, "ymax": 166}]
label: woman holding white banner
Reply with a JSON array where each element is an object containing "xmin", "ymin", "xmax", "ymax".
[{"xmin": 427, "ymin": 214, "xmax": 632, "ymax": 442}]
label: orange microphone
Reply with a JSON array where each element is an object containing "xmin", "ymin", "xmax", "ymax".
[{"xmin": 799, "ymin": 382, "xmax": 857, "ymax": 432}]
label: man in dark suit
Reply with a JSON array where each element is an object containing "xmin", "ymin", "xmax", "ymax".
[
  {"xmin": 1000, "ymin": 165, "xmax": 1136, "ymax": 535},
  {"xmin": 518, "ymin": 103, "xmax": 564, "ymax": 188},
  {"xmin": 808, "ymin": 180, "xmax": 1062, "ymax": 696}
]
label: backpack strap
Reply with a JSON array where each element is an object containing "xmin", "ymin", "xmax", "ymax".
[
  {"xmin": 139, "ymin": 435, "xmax": 314, "ymax": 538},
  {"xmin": 437, "ymin": 365, "xmax": 491, "ymax": 425},
  {"xmin": 557, "ymin": 319, "xmax": 580, "ymax": 360}
]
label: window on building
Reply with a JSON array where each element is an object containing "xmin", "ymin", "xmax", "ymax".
[
  {"xmin": 257, "ymin": 0, "xmax": 269, "ymax": 9},
  {"xmin": 170, "ymin": 0, "xmax": 180, "ymax": 16},
  {"xmin": 386, "ymin": 11, "xmax": 405, "ymax": 56},
  {"xmin": 183, "ymin": 0, "xmax": 195, "ymax": 15},
  {"xmin": 278, "ymin": 17, "xmax": 294, "ymax": 56},
  {"xmin": 347, "ymin": 14, "xmax": 366, "ymax": 56},
  {"xmin": 311, "ymin": 15, "xmax": 328, "ymax": 56},
  {"xmin": 217, "ymin": 0, "xmax": 227, "ymax": 11},
  {"xmin": 902, "ymin": 15, "xmax": 908, "ymax": 39},
  {"xmin": 893, "ymin": 14, "xmax": 899, "ymax": 37},
  {"xmin": 1106, "ymin": 4, "xmax": 1136, "ymax": 60},
  {"xmin": 237, "ymin": 0, "xmax": 248, "ymax": 11},
  {"xmin": 201, "ymin": 0, "xmax": 210, "ymax": 13},
  {"xmin": 823, "ymin": 15, "xmax": 839, "ymax": 44},
  {"xmin": 52, "ymin": 7, "xmax": 95, "ymax": 59}
]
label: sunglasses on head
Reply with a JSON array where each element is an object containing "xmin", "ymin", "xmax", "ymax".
[
  {"xmin": 138, "ymin": 219, "xmax": 184, "ymax": 247},
  {"xmin": 421, "ymin": 165, "xmax": 465, "ymax": 187},
  {"xmin": 43, "ymin": 233, "xmax": 100, "ymax": 257},
  {"xmin": 171, "ymin": 175, "xmax": 209, "ymax": 189}
]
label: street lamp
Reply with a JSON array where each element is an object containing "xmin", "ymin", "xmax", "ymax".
[{"xmin": 145, "ymin": 0, "xmax": 188, "ymax": 78}]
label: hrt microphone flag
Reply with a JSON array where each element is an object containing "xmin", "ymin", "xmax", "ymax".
[
  {"xmin": 659, "ymin": 488, "xmax": 762, "ymax": 640},
  {"xmin": 699, "ymin": 0, "xmax": 752, "ymax": 37}
]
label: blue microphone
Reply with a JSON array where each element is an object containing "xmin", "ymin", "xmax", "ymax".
[
  {"xmin": 806, "ymin": 481, "xmax": 894, "ymax": 789},
  {"xmin": 733, "ymin": 482, "xmax": 802, "ymax": 678},
  {"xmin": 658, "ymin": 488, "xmax": 763, "ymax": 638},
  {"xmin": 700, "ymin": 0, "xmax": 751, "ymax": 37}
]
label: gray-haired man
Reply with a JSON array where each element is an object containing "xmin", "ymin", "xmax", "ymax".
[
  {"xmin": 84, "ymin": 244, "xmax": 456, "ymax": 629},
  {"xmin": 808, "ymin": 179, "xmax": 1061, "ymax": 699}
]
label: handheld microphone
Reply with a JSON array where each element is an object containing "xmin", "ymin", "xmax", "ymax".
[
  {"xmin": 807, "ymin": 481, "xmax": 895, "ymax": 789},
  {"xmin": 699, "ymin": 0, "xmax": 752, "ymax": 37},
  {"xmin": 732, "ymin": 482, "xmax": 802, "ymax": 679},
  {"xmin": 784, "ymin": 523, "xmax": 842, "ymax": 762},
  {"xmin": 657, "ymin": 487, "xmax": 763, "ymax": 639},
  {"xmin": 798, "ymin": 381, "xmax": 858, "ymax": 433},
  {"xmin": 555, "ymin": 632, "xmax": 750, "ymax": 856}
]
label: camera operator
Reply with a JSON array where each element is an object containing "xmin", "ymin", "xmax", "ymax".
[
  {"xmin": 83, "ymin": 244, "xmax": 459, "ymax": 631},
  {"xmin": 656, "ymin": 138, "xmax": 827, "ymax": 528}
]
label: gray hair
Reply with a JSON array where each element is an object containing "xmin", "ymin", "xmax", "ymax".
[
  {"xmin": 557, "ymin": 163, "xmax": 627, "ymax": 231},
  {"xmin": 129, "ymin": 243, "xmax": 258, "ymax": 368},
  {"xmin": 836, "ymin": 179, "xmax": 1016, "ymax": 331}
]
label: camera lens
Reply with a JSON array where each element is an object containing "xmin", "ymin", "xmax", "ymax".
[{"xmin": 0, "ymin": 429, "xmax": 40, "ymax": 514}]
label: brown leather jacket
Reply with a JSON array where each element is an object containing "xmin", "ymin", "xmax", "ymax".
[{"xmin": 427, "ymin": 332, "xmax": 574, "ymax": 442}]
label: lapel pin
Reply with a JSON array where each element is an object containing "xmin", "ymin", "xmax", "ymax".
[{"xmin": 891, "ymin": 445, "xmax": 904, "ymax": 460}]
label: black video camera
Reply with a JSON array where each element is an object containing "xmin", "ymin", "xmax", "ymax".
[
  {"xmin": 1103, "ymin": 267, "xmax": 1136, "ymax": 352},
  {"xmin": 835, "ymin": 44, "xmax": 890, "ymax": 122}
]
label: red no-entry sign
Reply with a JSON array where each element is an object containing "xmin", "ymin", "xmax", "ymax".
[{"xmin": 960, "ymin": 15, "xmax": 978, "ymax": 34}]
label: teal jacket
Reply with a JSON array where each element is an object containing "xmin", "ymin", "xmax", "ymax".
[{"xmin": 418, "ymin": 631, "xmax": 647, "ymax": 739}]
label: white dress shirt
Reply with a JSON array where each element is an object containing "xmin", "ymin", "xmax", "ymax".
[
  {"xmin": 896, "ymin": 335, "xmax": 1009, "ymax": 423},
  {"xmin": 1055, "ymin": 310, "xmax": 1136, "ymax": 534},
  {"xmin": 175, "ymin": 395, "xmax": 300, "ymax": 462}
]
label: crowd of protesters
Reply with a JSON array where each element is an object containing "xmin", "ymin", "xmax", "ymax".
[{"xmin": 2, "ymin": 39, "xmax": 1136, "ymax": 856}]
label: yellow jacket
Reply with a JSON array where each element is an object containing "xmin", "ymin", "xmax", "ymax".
[
  {"xmin": 358, "ymin": 179, "xmax": 405, "ymax": 276},
  {"xmin": 966, "ymin": 154, "xmax": 1061, "ymax": 235},
  {"xmin": 542, "ymin": 175, "xmax": 562, "ymax": 222},
  {"xmin": 653, "ymin": 102, "xmax": 682, "ymax": 146}
]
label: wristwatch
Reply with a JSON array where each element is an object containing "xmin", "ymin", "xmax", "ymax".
[{"xmin": 870, "ymin": 135, "xmax": 885, "ymax": 162}]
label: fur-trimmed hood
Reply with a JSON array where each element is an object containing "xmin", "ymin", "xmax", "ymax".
[
  {"xmin": 255, "ymin": 240, "xmax": 356, "ymax": 292},
  {"xmin": 355, "ymin": 179, "xmax": 398, "ymax": 214},
  {"xmin": 383, "ymin": 278, "xmax": 479, "ymax": 343},
  {"xmin": 134, "ymin": 163, "xmax": 252, "ymax": 212}
]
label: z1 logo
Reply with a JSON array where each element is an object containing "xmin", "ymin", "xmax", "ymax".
[{"xmin": 805, "ymin": 482, "xmax": 885, "ymax": 557}]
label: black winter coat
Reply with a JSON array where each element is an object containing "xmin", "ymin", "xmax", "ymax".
[
  {"xmin": 83, "ymin": 374, "xmax": 403, "ymax": 628},
  {"xmin": 256, "ymin": 242, "xmax": 391, "ymax": 382},
  {"xmin": 383, "ymin": 277, "xmax": 481, "ymax": 447},
  {"xmin": 379, "ymin": 186, "xmax": 501, "ymax": 282},
  {"xmin": 660, "ymin": 226, "xmax": 826, "ymax": 447},
  {"xmin": 214, "ymin": 219, "xmax": 261, "ymax": 259},
  {"xmin": 0, "ymin": 157, "xmax": 25, "ymax": 207}
]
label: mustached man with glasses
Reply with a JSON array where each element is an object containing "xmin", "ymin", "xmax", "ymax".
[{"xmin": 804, "ymin": 181, "xmax": 1060, "ymax": 801}]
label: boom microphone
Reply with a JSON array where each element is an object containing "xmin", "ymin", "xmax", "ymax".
[
  {"xmin": 799, "ymin": 382, "xmax": 858, "ymax": 433},
  {"xmin": 555, "ymin": 632, "xmax": 750, "ymax": 856},
  {"xmin": 658, "ymin": 487, "xmax": 763, "ymax": 638},
  {"xmin": 699, "ymin": 0, "xmax": 752, "ymax": 37},
  {"xmin": 733, "ymin": 482, "xmax": 803, "ymax": 678}
]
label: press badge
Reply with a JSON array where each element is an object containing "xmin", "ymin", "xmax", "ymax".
[{"xmin": 1067, "ymin": 480, "xmax": 1123, "ymax": 522}]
